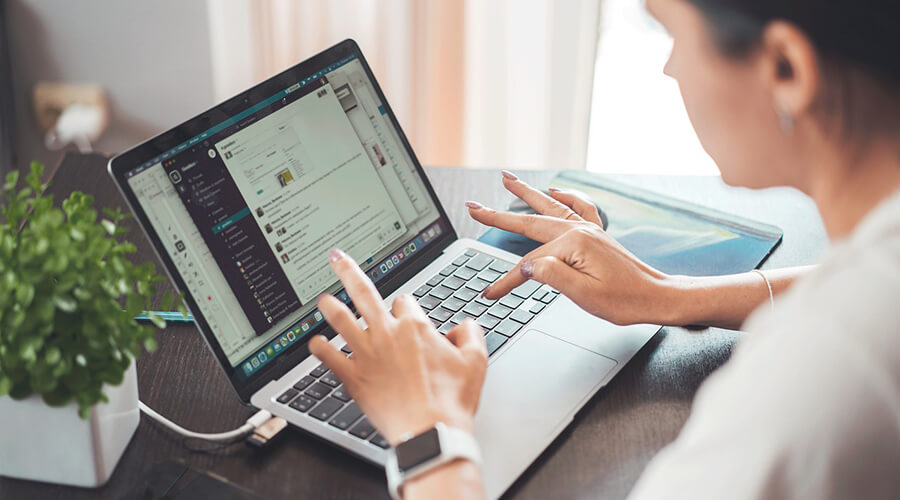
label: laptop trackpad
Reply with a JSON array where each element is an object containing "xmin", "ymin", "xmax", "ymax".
[{"xmin": 474, "ymin": 329, "xmax": 617, "ymax": 499}]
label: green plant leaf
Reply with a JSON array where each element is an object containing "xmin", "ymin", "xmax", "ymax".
[{"xmin": 0, "ymin": 376, "xmax": 11, "ymax": 396}]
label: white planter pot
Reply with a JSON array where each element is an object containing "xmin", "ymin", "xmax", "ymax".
[{"xmin": 0, "ymin": 361, "xmax": 139, "ymax": 487}]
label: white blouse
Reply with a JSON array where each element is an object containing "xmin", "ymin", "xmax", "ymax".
[{"xmin": 628, "ymin": 189, "xmax": 900, "ymax": 499}]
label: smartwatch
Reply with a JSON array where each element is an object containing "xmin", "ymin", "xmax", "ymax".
[{"xmin": 385, "ymin": 422, "xmax": 482, "ymax": 500}]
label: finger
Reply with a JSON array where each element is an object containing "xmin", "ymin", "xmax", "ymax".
[
  {"xmin": 500, "ymin": 170, "xmax": 583, "ymax": 221},
  {"xmin": 328, "ymin": 249, "xmax": 390, "ymax": 327},
  {"xmin": 445, "ymin": 319, "xmax": 487, "ymax": 361},
  {"xmin": 390, "ymin": 293, "xmax": 428, "ymax": 323},
  {"xmin": 318, "ymin": 294, "xmax": 366, "ymax": 352},
  {"xmin": 308, "ymin": 335, "xmax": 355, "ymax": 382},
  {"xmin": 483, "ymin": 236, "xmax": 571, "ymax": 299},
  {"xmin": 524, "ymin": 255, "xmax": 594, "ymax": 304},
  {"xmin": 547, "ymin": 188, "xmax": 604, "ymax": 227},
  {"xmin": 466, "ymin": 202, "xmax": 573, "ymax": 243}
]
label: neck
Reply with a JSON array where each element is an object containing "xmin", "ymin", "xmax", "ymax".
[{"xmin": 807, "ymin": 137, "xmax": 900, "ymax": 240}]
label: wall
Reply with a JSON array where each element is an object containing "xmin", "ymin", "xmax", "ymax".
[{"xmin": 7, "ymin": 0, "xmax": 216, "ymax": 171}]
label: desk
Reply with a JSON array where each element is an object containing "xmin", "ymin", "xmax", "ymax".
[{"xmin": 0, "ymin": 154, "xmax": 826, "ymax": 499}]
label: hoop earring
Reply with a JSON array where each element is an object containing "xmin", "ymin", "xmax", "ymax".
[{"xmin": 777, "ymin": 106, "xmax": 795, "ymax": 134}]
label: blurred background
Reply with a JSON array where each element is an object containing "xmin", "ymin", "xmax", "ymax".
[{"xmin": 0, "ymin": 0, "xmax": 717, "ymax": 175}]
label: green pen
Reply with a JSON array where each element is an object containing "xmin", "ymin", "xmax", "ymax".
[{"xmin": 134, "ymin": 311, "xmax": 195, "ymax": 324}]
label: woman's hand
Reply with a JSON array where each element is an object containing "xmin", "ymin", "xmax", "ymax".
[
  {"xmin": 466, "ymin": 171, "xmax": 676, "ymax": 326},
  {"xmin": 308, "ymin": 249, "xmax": 488, "ymax": 446}
]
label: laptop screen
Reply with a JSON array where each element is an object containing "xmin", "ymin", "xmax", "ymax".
[{"xmin": 119, "ymin": 50, "xmax": 446, "ymax": 383}]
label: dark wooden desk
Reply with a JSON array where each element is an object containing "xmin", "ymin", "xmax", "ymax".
[{"xmin": 0, "ymin": 154, "xmax": 826, "ymax": 500}]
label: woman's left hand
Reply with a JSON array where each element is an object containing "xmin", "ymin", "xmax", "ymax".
[{"xmin": 308, "ymin": 249, "xmax": 488, "ymax": 445}]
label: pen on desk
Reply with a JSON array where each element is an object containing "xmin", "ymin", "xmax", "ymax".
[{"xmin": 134, "ymin": 311, "xmax": 195, "ymax": 324}]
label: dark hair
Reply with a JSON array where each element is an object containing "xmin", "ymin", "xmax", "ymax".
[{"xmin": 685, "ymin": 0, "xmax": 900, "ymax": 136}]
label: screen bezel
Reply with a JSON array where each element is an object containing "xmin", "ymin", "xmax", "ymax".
[{"xmin": 108, "ymin": 39, "xmax": 458, "ymax": 403}]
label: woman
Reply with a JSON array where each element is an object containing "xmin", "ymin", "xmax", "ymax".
[{"xmin": 309, "ymin": 0, "xmax": 900, "ymax": 498}]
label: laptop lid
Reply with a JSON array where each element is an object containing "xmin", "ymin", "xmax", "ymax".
[{"xmin": 109, "ymin": 39, "xmax": 457, "ymax": 402}]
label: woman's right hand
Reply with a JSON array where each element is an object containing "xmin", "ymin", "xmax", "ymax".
[{"xmin": 467, "ymin": 171, "xmax": 678, "ymax": 326}]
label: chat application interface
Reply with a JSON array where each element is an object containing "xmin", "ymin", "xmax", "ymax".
[{"xmin": 127, "ymin": 55, "xmax": 440, "ymax": 370}]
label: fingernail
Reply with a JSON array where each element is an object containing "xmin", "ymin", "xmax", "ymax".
[
  {"xmin": 329, "ymin": 248, "xmax": 346, "ymax": 263},
  {"xmin": 482, "ymin": 285, "xmax": 491, "ymax": 297},
  {"xmin": 465, "ymin": 201, "xmax": 483, "ymax": 209},
  {"xmin": 501, "ymin": 170, "xmax": 518, "ymax": 181},
  {"xmin": 547, "ymin": 187, "xmax": 561, "ymax": 194},
  {"xmin": 520, "ymin": 261, "xmax": 535, "ymax": 278}
]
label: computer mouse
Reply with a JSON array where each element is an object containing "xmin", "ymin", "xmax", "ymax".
[{"xmin": 507, "ymin": 189, "xmax": 608, "ymax": 230}]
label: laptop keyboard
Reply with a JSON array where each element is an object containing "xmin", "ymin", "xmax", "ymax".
[{"xmin": 274, "ymin": 249, "xmax": 559, "ymax": 449}]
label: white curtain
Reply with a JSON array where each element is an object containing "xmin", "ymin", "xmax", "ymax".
[{"xmin": 206, "ymin": 0, "xmax": 601, "ymax": 170}]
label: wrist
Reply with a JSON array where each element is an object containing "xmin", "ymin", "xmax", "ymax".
[
  {"xmin": 656, "ymin": 274, "xmax": 698, "ymax": 326},
  {"xmin": 386, "ymin": 410, "xmax": 475, "ymax": 447}
]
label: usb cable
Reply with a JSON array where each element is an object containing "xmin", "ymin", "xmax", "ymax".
[{"xmin": 139, "ymin": 401, "xmax": 283, "ymax": 445}]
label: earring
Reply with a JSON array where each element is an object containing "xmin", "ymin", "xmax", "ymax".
[{"xmin": 776, "ymin": 106, "xmax": 794, "ymax": 134}]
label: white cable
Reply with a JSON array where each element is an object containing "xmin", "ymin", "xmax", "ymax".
[{"xmin": 138, "ymin": 400, "xmax": 271, "ymax": 442}]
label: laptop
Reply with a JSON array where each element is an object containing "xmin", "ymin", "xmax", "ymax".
[{"xmin": 108, "ymin": 39, "xmax": 659, "ymax": 499}]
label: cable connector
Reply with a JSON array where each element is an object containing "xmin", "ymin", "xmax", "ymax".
[{"xmin": 246, "ymin": 416, "xmax": 288, "ymax": 448}]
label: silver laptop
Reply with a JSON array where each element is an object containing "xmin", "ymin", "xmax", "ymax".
[{"xmin": 108, "ymin": 40, "xmax": 659, "ymax": 499}]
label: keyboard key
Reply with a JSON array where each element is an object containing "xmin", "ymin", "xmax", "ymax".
[
  {"xmin": 289, "ymin": 395, "xmax": 316, "ymax": 413},
  {"xmin": 321, "ymin": 371, "xmax": 341, "ymax": 388},
  {"xmin": 529, "ymin": 302, "xmax": 546, "ymax": 314},
  {"xmin": 441, "ymin": 297, "xmax": 466, "ymax": 312},
  {"xmin": 310, "ymin": 364, "xmax": 329, "ymax": 378},
  {"xmin": 418, "ymin": 295, "xmax": 441, "ymax": 310},
  {"xmin": 465, "ymin": 278, "xmax": 490, "ymax": 292},
  {"xmin": 428, "ymin": 308, "xmax": 454, "ymax": 323},
  {"xmin": 370, "ymin": 433, "xmax": 391, "ymax": 449},
  {"xmin": 463, "ymin": 302, "xmax": 488, "ymax": 317},
  {"xmin": 413, "ymin": 284, "xmax": 432, "ymax": 297},
  {"xmin": 486, "ymin": 304, "xmax": 513, "ymax": 319},
  {"xmin": 277, "ymin": 388, "xmax": 299, "ymax": 404},
  {"xmin": 539, "ymin": 293, "xmax": 554, "ymax": 304},
  {"xmin": 499, "ymin": 295, "xmax": 524, "ymax": 309},
  {"xmin": 441, "ymin": 276, "xmax": 466, "ymax": 290},
  {"xmin": 511, "ymin": 280, "xmax": 541, "ymax": 299},
  {"xmin": 438, "ymin": 322, "xmax": 455, "ymax": 335},
  {"xmin": 477, "ymin": 314, "xmax": 500, "ymax": 330},
  {"xmin": 475, "ymin": 295, "xmax": 497, "ymax": 306},
  {"xmin": 310, "ymin": 397, "xmax": 344, "ymax": 421},
  {"xmin": 329, "ymin": 402, "xmax": 364, "ymax": 430},
  {"xmin": 488, "ymin": 260, "xmax": 513, "ymax": 273},
  {"xmin": 332, "ymin": 385, "xmax": 351, "ymax": 402},
  {"xmin": 464, "ymin": 249, "xmax": 477, "ymax": 257},
  {"xmin": 450, "ymin": 311, "xmax": 472, "ymax": 324},
  {"xmin": 429, "ymin": 286, "xmax": 453, "ymax": 300},
  {"xmin": 349, "ymin": 418, "xmax": 377, "ymax": 440},
  {"xmin": 439, "ymin": 264, "xmax": 458, "ymax": 276},
  {"xmin": 430, "ymin": 318, "xmax": 442, "ymax": 328},
  {"xmin": 341, "ymin": 344, "xmax": 353, "ymax": 354},
  {"xmin": 293, "ymin": 376, "xmax": 316, "ymax": 391},
  {"xmin": 453, "ymin": 267, "xmax": 477, "ymax": 280},
  {"xmin": 477, "ymin": 269, "xmax": 502, "ymax": 282},
  {"xmin": 465, "ymin": 254, "xmax": 494, "ymax": 271},
  {"xmin": 453, "ymin": 288, "xmax": 478, "ymax": 302},
  {"xmin": 452, "ymin": 255, "xmax": 469, "ymax": 266},
  {"xmin": 494, "ymin": 319, "xmax": 523, "ymax": 337},
  {"xmin": 509, "ymin": 308, "xmax": 535, "ymax": 324},
  {"xmin": 305, "ymin": 382, "xmax": 333, "ymax": 400},
  {"xmin": 426, "ymin": 275, "xmax": 444, "ymax": 287},
  {"xmin": 485, "ymin": 331, "xmax": 508, "ymax": 356},
  {"xmin": 532, "ymin": 290, "xmax": 548, "ymax": 302}
]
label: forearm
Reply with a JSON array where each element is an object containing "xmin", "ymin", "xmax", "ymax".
[
  {"xmin": 661, "ymin": 265, "xmax": 815, "ymax": 330},
  {"xmin": 401, "ymin": 459, "xmax": 484, "ymax": 500}
]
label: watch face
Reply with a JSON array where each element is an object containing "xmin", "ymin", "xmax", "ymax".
[{"xmin": 396, "ymin": 427, "xmax": 442, "ymax": 472}]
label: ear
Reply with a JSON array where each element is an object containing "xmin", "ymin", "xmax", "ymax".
[{"xmin": 758, "ymin": 21, "xmax": 822, "ymax": 120}]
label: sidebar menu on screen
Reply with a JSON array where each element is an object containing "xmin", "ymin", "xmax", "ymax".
[{"xmin": 162, "ymin": 149, "xmax": 301, "ymax": 335}]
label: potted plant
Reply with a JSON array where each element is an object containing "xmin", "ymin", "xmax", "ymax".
[{"xmin": 0, "ymin": 162, "xmax": 176, "ymax": 487}]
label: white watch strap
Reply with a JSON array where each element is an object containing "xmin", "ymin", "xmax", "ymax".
[{"xmin": 386, "ymin": 423, "xmax": 481, "ymax": 500}]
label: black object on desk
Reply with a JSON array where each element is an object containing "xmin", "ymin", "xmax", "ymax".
[{"xmin": 478, "ymin": 170, "xmax": 783, "ymax": 275}]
